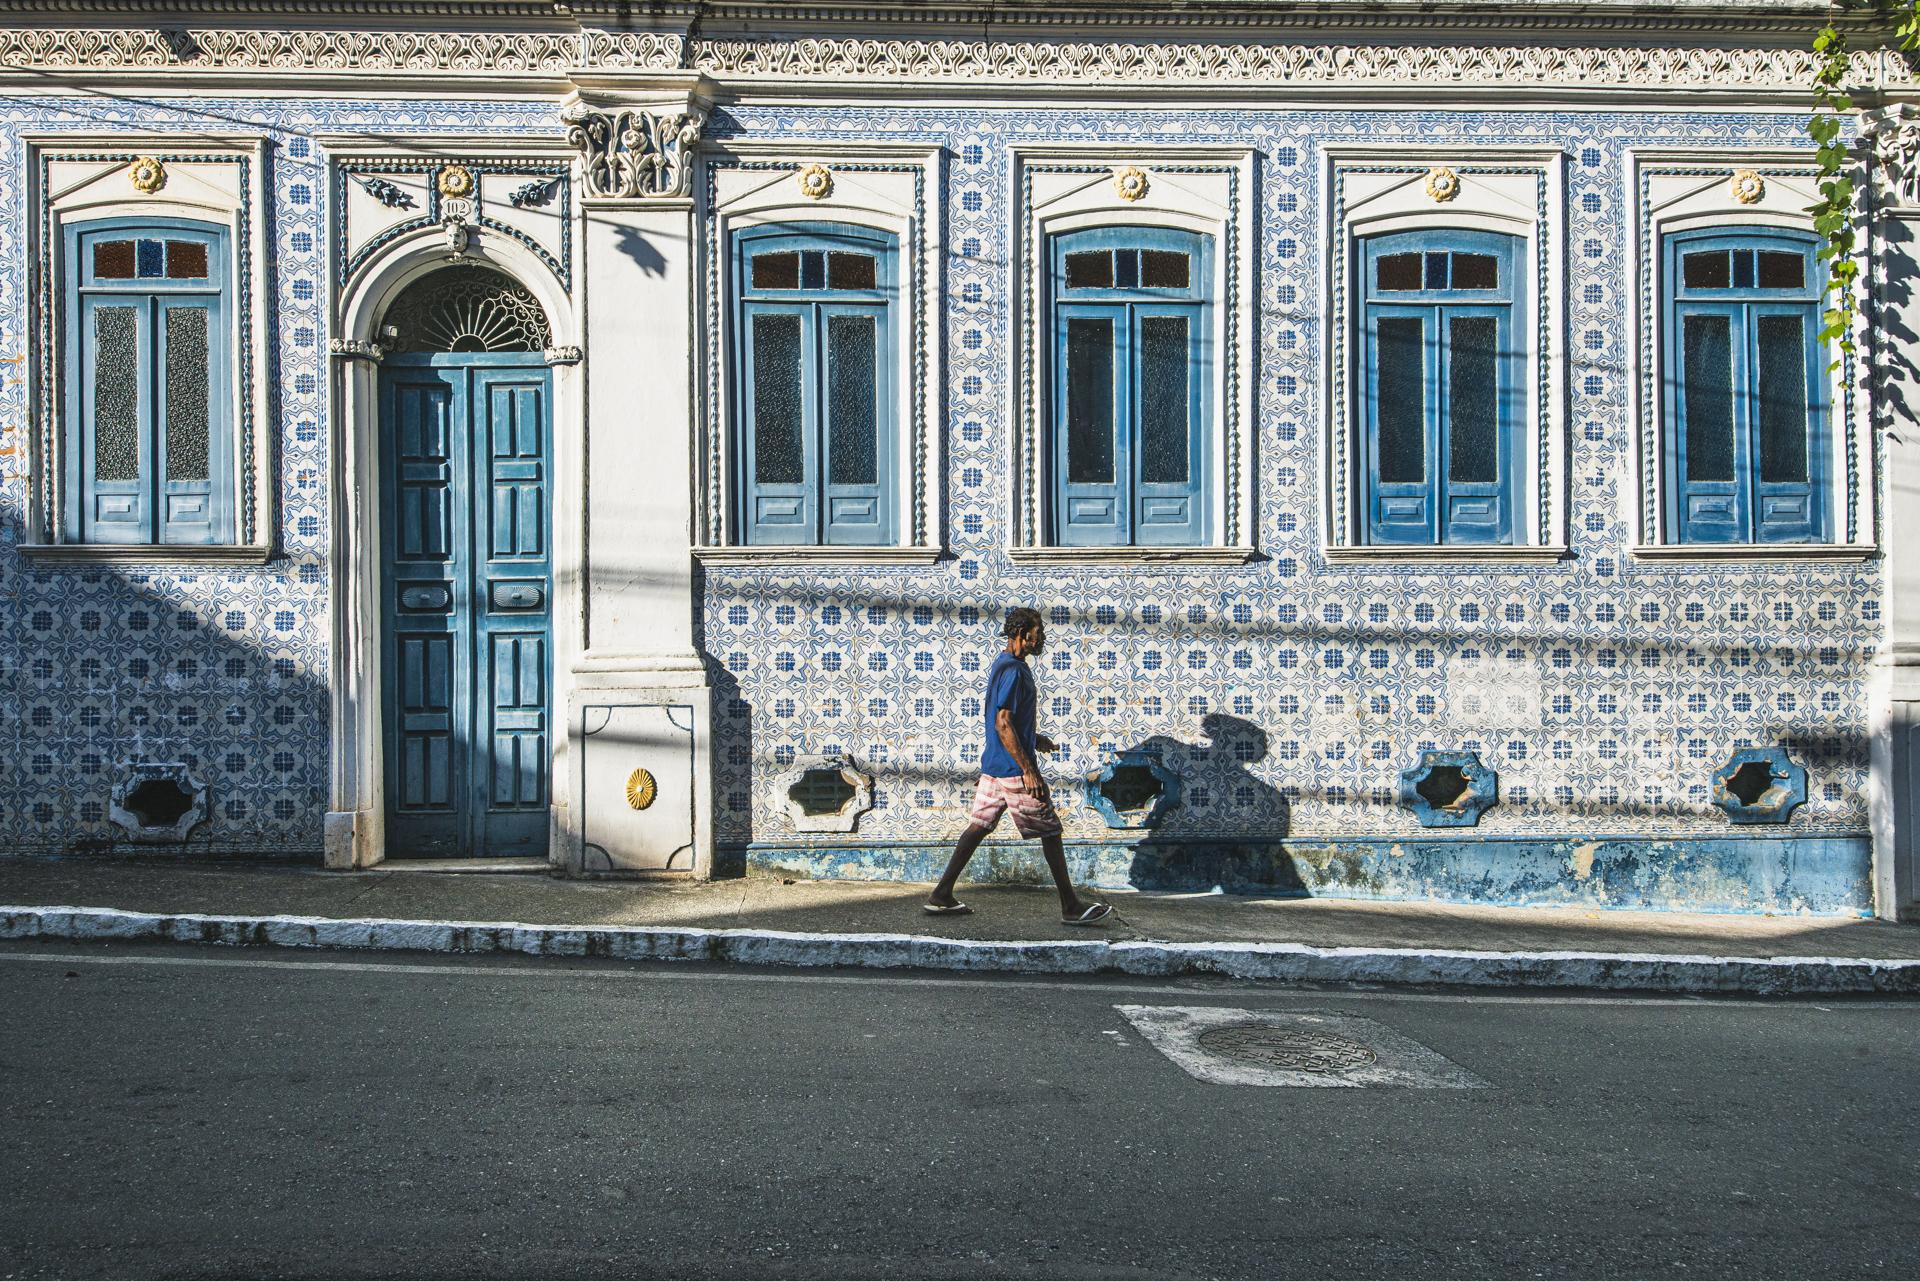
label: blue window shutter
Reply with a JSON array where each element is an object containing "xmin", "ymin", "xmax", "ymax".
[
  {"xmin": 1363, "ymin": 304, "xmax": 1438, "ymax": 544},
  {"xmin": 1664, "ymin": 229, "xmax": 1828, "ymax": 545},
  {"xmin": 1749, "ymin": 302, "xmax": 1823, "ymax": 543},
  {"xmin": 820, "ymin": 301, "xmax": 893, "ymax": 546},
  {"xmin": 157, "ymin": 296, "xmax": 225, "ymax": 545},
  {"xmin": 1131, "ymin": 304, "xmax": 1207, "ymax": 546},
  {"xmin": 732, "ymin": 222, "xmax": 899, "ymax": 545},
  {"xmin": 1054, "ymin": 303, "xmax": 1129, "ymax": 545},
  {"xmin": 740, "ymin": 302, "xmax": 818, "ymax": 545},
  {"xmin": 77, "ymin": 293, "xmax": 153, "ymax": 543},
  {"xmin": 1438, "ymin": 305, "xmax": 1514, "ymax": 544}
]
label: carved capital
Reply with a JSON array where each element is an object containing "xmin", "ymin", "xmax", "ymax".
[
  {"xmin": 1869, "ymin": 109, "xmax": 1920, "ymax": 210},
  {"xmin": 561, "ymin": 94, "xmax": 708, "ymax": 201},
  {"xmin": 544, "ymin": 344, "xmax": 584, "ymax": 366},
  {"xmin": 328, "ymin": 337, "xmax": 386, "ymax": 363}
]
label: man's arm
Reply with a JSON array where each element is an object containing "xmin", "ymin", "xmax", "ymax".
[{"xmin": 996, "ymin": 709, "xmax": 1048, "ymax": 802}]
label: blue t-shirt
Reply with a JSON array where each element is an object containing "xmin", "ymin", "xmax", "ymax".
[{"xmin": 980, "ymin": 650, "xmax": 1037, "ymax": 778}]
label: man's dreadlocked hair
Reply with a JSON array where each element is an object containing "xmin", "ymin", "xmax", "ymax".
[{"xmin": 1003, "ymin": 606, "xmax": 1043, "ymax": 640}]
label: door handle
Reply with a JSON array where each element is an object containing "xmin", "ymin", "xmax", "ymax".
[
  {"xmin": 491, "ymin": 583, "xmax": 545, "ymax": 610},
  {"xmin": 399, "ymin": 585, "xmax": 451, "ymax": 610}
]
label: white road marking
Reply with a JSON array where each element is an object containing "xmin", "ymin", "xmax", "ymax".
[{"xmin": 0, "ymin": 946, "xmax": 1906, "ymax": 1008}]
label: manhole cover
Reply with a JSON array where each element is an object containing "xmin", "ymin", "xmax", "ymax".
[{"xmin": 1196, "ymin": 1024, "xmax": 1379, "ymax": 1073}]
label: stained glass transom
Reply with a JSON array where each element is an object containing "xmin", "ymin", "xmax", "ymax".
[{"xmin": 383, "ymin": 266, "xmax": 551, "ymax": 353}]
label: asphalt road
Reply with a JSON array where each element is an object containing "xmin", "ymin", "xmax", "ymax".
[{"xmin": 1, "ymin": 941, "xmax": 1916, "ymax": 1281}]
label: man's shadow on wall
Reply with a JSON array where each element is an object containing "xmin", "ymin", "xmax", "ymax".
[{"xmin": 1120, "ymin": 713, "xmax": 1309, "ymax": 895}]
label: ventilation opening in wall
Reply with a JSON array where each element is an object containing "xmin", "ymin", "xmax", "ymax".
[
  {"xmin": 1415, "ymin": 766, "xmax": 1471, "ymax": 810},
  {"xmin": 1725, "ymin": 761, "xmax": 1775, "ymax": 807},
  {"xmin": 124, "ymin": 777, "xmax": 196, "ymax": 828},
  {"xmin": 1100, "ymin": 765, "xmax": 1166, "ymax": 815},
  {"xmin": 789, "ymin": 768, "xmax": 857, "ymax": 817}
]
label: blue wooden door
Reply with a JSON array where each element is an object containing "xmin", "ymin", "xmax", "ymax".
[{"xmin": 380, "ymin": 356, "xmax": 553, "ymax": 857}]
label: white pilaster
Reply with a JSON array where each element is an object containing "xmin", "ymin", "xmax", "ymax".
[
  {"xmin": 1869, "ymin": 112, "xmax": 1920, "ymax": 920},
  {"xmin": 560, "ymin": 82, "xmax": 716, "ymax": 878}
]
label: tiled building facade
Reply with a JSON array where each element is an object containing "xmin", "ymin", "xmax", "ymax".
[{"xmin": 1, "ymin": 2, "xmax": 1915, "ymax": 918}]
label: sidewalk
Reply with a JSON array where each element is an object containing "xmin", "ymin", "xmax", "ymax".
[{"xmin": 2, "ymin": 857, "xmax": 1917, "ymax": 995}]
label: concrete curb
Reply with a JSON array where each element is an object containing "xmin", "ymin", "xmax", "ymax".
[{"xmin": 3, "ymin": 904, "xmax": 1918, "ymax": 995}]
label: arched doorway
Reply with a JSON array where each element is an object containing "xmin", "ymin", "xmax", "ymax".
[{"xmin": 377, "ymin": 265, "xmax": 555, "ymax": 857}]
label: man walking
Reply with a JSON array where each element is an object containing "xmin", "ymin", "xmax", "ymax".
[{"xmin": 924, "ymin": 607, "xmax": 1114, "ymax": 926}]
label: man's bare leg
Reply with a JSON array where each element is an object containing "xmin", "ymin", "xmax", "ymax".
[
  {"xmin": 1038, "ymin": 833, "xmax": 1089, "ymax": 916},
  {"xmin": 929, "ymin": 823, "xmax": 991, "ymax": 907}
]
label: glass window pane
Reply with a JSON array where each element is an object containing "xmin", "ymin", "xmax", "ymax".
[
  {"xmin": 1114, "ymin": 251, "xmax": 1139, "ymax": 289},
  {"xmin": 1376, "ymin": 253, "xmax": 1423, "ymax": 292},
  {"xmin": 93, "ymin": 241, "xmax": 135, "ymax": 279},
  {"xmin": 1447, "ymin": 316, "xmax": 1499, "ymax": 484},
  {"xmin": 1424, "ymin": 252, "xmax": 1449, "ymax": 290},
  {"xmin": 827, "ymin": 252, "xmax": 876, "ymax": 291},
  {"xmin": 1375, "ymin": 315, "xmax": 1426, "ymax": 483},
  {"xmin": 800, "ymin": 251, "xmax": 826, "ymax": 290},
  {"xmin": 1684, "ymin": 251, "xmax": 1730, "ymax": 289},
  {"xmin": 135, "ymin": 240, "xmax": 165, "ymax": 278},
  {"xmin": 92, "ymin": 305, "xmax": 141, "ymax": 481},
  {"xmin": 1450, "ymin": 253, "xmax": 1499, "ymax": 290},
  {"xmin": 826, "ymin": 314, "xmax": 878, "ymax": 487},
  {"xmin": 1066, "ymin": 251, "xmax": 1112, "ymax": 289},
  {"xmin": 1065, "ymin": 317, "xmax": 1115, "ymax": 485},
  {"xmin": 1139, "ymin": 316, "xmax": 1191, "ymax": 485},
  {"xmin": 1681, "ymin": 314, "xmax": 1735, "ymax": 482},
  {"xmin": 751, "ymin": 251, "xmax": 799, "ymax": 290},
  {"xmin": 751, "ymin": 313, "xmax": 805, "ymax": 485},
  {"xmin": 1732, "ymin": 250, "xmax": 1756, "ymax": 290},
  {"xmin": 164, "ymin": 307, "xmax": 210, "ymax": 482},
  {"xmin": 166, "ymin": 240, "xmax": 209, "ymax": 279},
  {"xmin": 1141, "ymin": 250, "xmax": 1190, "ymax": 289},
  {"xmin": 1757, "ymin": 251, "xmax": 1804, "ymax": 290},
  {"xmin": 1755, "ymin": 313, "xmax": 1810, "ymax": 484}
]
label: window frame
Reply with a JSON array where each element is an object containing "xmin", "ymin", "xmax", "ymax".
[
  {"xmin": 730, "ymin": 220, "xmax": 900, "ymax": 547},
  {"xmin": 1356, "ymin": 227, "xmax": 1523, "ymax": 547},
  {"xmin": 60, "ymin": 216, "xmax": 235, "ymax": 546},
  {"xmin": 1046, "ymin": 225, "xmax": 1214, "ymax": 548},
  {"xmin": 1660, "ymin": 226, "xmax": 1830, "ymax": 546}
]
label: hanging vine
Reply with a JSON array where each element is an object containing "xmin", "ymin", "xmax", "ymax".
[{"xmin": 1808, "ymin": 1, "xmax": 1920, "ymax": 373}]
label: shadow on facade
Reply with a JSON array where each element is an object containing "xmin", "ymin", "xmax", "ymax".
[
  {"xmin": 0, "ymin": 515, "xmax": 332, "ymax": 859},
  {"xmin": 1120, "ymin": 713, "xmax": 1302, "ymax": 894}
]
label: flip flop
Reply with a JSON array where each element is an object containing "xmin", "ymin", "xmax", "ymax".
[
  {"xmin": 1062, "ymin": 903, "xmax": 1114, "ymax": 926},
  {"xmin": 922, "ymin": 901, "xmax": 972, "ymax": 916}
]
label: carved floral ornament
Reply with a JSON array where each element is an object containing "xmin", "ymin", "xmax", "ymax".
[
  {"xmin": 797, "ymin": 163, "xmax": 833, "ymax": 200},
  {"xmin": 1114, "ymin": 165, "xmax": 1150, "ymax": 202},
  {"xmin": 436, "ymin": 163, "xmax": 476, "ymax": 199},
  {"xmin": 1729, "ymin": 168, "xmax": 1766, "ymax": 205},
  {"xmin": 127, "ymin": 156, "xmax": 166, "ymax": 193},
  {"xmin": 561, "ymin": 97, "xmax": 708, "ymax": 200},
  {"xmin": 1424, "ymin": 166, "xmax": 1461, "ymax": 202}
]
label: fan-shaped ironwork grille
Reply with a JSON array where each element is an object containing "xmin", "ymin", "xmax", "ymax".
[{"xmin": 382, "ymin": 265, "xmax": 551, "ymax": 353}]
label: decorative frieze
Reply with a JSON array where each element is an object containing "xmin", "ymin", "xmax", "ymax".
[
  {"xmin": 0, "ymin": 28, "xmax": 1903, "ymax": 94},
  {"xmin": 561, "ymin": 96, "xmax": 707, "ymax": 201}
]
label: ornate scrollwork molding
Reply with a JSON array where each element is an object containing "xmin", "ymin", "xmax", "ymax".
[
  {"xmin": 561, "ymin": 95, "xmax": 708, "ymax": 201},
  {"xmin": 328, "ymin": 337, "xmax": 387, "ymax": 363}
]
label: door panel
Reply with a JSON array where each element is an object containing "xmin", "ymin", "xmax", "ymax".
[{"xmin": 382, "ymin": 361, "xmax": 553, "ymax": 857}]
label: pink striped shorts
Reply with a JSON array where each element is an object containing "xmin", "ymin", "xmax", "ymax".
[{"xmin": 967, "ymin": 774, "xmax": 1062, "ymax": 838}]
